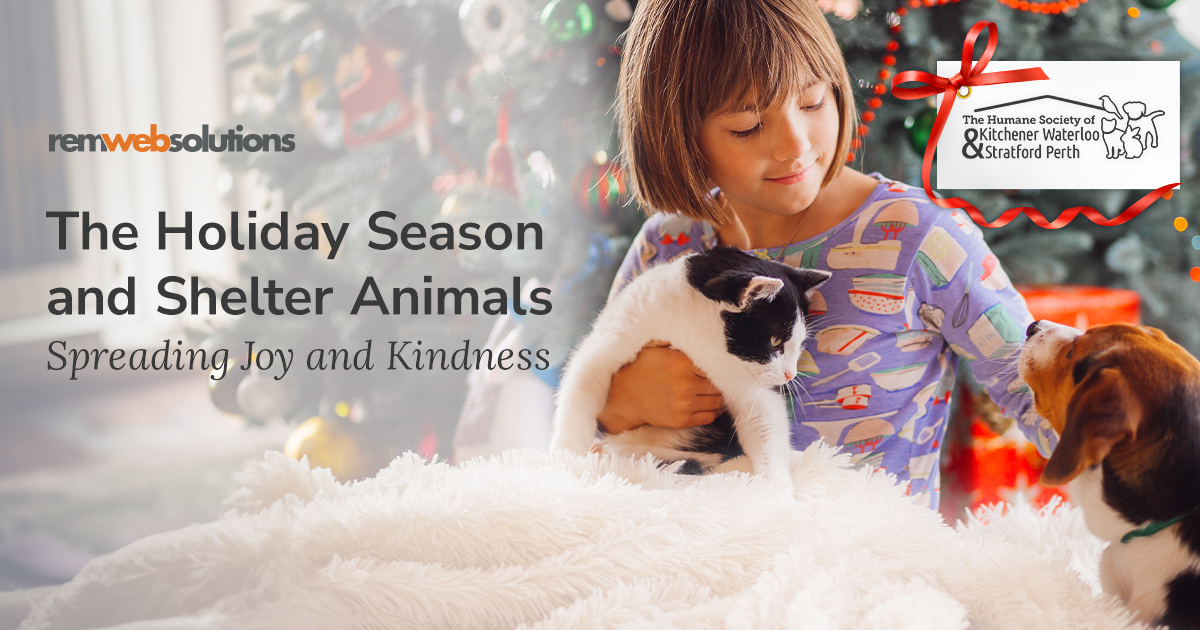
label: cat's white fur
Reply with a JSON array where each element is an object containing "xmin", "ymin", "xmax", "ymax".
[{"xmin": 550, "ymin": 253, "xmax": 813, "ymax": 486}]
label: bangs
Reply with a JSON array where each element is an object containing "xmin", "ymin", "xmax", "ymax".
[{"xmin": 693, "ymin": 2, "xmax": 842, "ymax": 120}]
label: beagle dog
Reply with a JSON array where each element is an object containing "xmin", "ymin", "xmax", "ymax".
[{"xmin": 1019, "ymin": 321, "xmax": 1200, "ymax": 629}]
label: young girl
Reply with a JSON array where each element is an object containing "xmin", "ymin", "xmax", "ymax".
[{"xmin": 598, "ymin": 0, "xmax": 1057, "ymax": 509}]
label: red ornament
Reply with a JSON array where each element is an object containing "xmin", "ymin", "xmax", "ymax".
[
  {"xmin": 484, "ymin": 92, "xmax": 522, "ymax": 199},
  {"xmin": 887, "ymin": 41, "xmax": 900, "ymax": 52},
  {"xmin": 862, "ymin": 111, "xmax": 876, "ymax": 122},
  {"xmin": 867, "ymin": 98, "xmax": 882, "ymax": 109},
  {"xmin": 339, "ymin": 40, "xmax": 419, "ymax": 147},
  {"xmin": 883, "ymin": 55, "xmax": 897, "ymax": 66}
]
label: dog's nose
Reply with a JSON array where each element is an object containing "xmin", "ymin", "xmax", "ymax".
[{"xmin": 1026, "ymin": 321, "xmax": 1042, "ymax": 339}]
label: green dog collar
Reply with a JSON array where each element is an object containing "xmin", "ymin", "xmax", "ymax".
[{"xmin": 1121, "ymin": 508, "xmax": 1198, "ymax": 544}]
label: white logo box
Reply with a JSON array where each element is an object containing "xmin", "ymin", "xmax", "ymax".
[{"xmin": 935, "ymin": 61, "xmax": 1179, "ymax": 190}]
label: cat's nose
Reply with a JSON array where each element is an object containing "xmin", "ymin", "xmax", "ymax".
[{"xmin": 785, "ymin": 371, "xmax": 796, "ymax": 381}]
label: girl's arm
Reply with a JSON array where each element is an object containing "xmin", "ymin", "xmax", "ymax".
[
  {"xmin": 911, "ymin": 211, "xmax": 1058, "ymax": 456},
  {"xmin": 596, "ymin": 217, "xmax": 725, "ymax": 434}
]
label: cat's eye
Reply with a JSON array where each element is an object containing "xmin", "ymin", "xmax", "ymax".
[{"xmin": 770, "ymin": 336, "xmax": 782, "ymax": 347}]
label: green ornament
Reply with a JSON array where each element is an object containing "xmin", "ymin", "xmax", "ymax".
[
  {"xmin": 904, "ymin": 107, "xmax": 937, "ymax": 155},
  {"xmin": 1138, "ymin": 0, "xmax": 1175, "ymax": 9},
  {"xmin": 540, "ymin": 0, "xmax": 595, "ymax": 42}
]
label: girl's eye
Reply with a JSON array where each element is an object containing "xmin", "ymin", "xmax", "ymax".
[
  {"xmin": 771, "ymin": 336, "xmax": 782, "ymax": 347},
  {"xmin": 732, "ymin": 123, "xmax": 761, "ymax": 138},
  {"xmin": 801, "ymin": 100, "xmax": 824, "ymax": 112}
]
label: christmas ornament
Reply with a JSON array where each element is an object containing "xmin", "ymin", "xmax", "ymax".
[
  {"xmin": 1175, "ymin": 217, "xmax": 1189, "ymax": 231},
  {"xmin": 540, "ymin": 0, "xmax": 595, "ymax": 42},
  {"xmin": 339, "ymin": 39, "xmax": 418, "ymax": 147},
  {"xmin": 1138, "ymin": 0, "xmax": 1174, "ymax": 10},
  {"xmin": 458, "ymin": 0, "xmax": 536, "ymax": 58},
  {"xmin": 284, "ymin": 416, "xmax": 385, "ymax": 481},
  {"xmin": 236, "ymin": 368, "xmax": 291, "ymax": 422},
  {"xmin": 904, "ymin": 107, "xmax": 937, "ymax": 155},
  {"xmin": 208, "ymin": 367, "xmax": 248, "ymax": 415},
  {"xmin": 485, "ymin": 93, "xmax": 523, "ymax": 198},
  {"xmin": 1105, "ymin": 233, "xmax": 1149, "ymax": 275},
  {"xmin": 572, "ymin": 159, "xmax": 628, "ymax": 221},
  {"xmin": 604, "ymin": 0, "xmax": 633, "ymax": 21}
]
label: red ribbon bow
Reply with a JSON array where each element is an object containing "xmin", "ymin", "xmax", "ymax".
[{"xmin": 890, "ymin": 21, "xmax": 1178, "ymax": 229}]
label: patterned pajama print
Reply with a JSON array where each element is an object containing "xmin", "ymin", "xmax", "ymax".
[{"xmin": 609, "ymin": 175, "xmax": 1057, "ymax": 509}]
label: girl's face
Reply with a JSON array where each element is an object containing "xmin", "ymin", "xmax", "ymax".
[{"xmin": 697, "ymin": 82, "xmax": 839, "ymax": 217}]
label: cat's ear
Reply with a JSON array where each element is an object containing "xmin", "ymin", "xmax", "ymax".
[
  {"xmin": 786, "ymin": 268, "xmax": 832, "ymax": 299},
  {"xmin": 738, "ymin": 276, "xmax": 785, "ymax": 308}
]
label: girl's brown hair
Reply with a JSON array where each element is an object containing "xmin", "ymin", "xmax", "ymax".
[{"xmin": 616, "ymin": 0, "xmax": 858, "ymax": 224}]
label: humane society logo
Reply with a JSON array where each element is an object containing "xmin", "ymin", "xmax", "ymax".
[
  {"xmin": 48, "ymin": 125, "xmax": 295, "ymax": 153},
  {"xmin": 957, "ymin": 94, "xmax": 1165, "ymax": 162}
]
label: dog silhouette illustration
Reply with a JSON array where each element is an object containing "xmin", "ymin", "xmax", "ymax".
[
  {"xmin": 1122, "ymin": 101, "xmax": 1165, "ymax": 149},
  {"xmin": 1099, "ymin": 95, "xmax": 1165, "ymax": 160},
  {"xmin": 1101, "ymin": 117, "xmax": 1124, "ymax": 159}
]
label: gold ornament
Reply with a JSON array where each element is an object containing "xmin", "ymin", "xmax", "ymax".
[{"xmin": 284, "ymin": 416, "xmax": 384, "ymax": 481}]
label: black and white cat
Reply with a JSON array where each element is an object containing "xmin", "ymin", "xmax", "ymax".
[{"xmin": 550, "ymin": 246, "xmax": 830, "ymax": 485}]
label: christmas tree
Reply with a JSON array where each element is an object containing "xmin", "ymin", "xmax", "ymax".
[
  {"xmin": 209, "ymin": 0, "xmax": 640, "ymax": 473},
  {"xmin": 209, "ymin": 0, "xmax": 1200, "ymax": 472}
]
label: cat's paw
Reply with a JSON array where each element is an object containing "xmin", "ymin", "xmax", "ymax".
[{"xmin": 589, "ymin": 442, "xmax": 618, "ymax": 457}]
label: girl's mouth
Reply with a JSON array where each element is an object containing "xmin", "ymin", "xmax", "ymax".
[{"xmin": 765, "ymin": 164, "xmax": 813, "ymax": 185}]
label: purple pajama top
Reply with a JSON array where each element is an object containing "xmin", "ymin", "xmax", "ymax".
[{"xmin": 609, "ymin": 174, "xmax": 1056, "ymax": 509}]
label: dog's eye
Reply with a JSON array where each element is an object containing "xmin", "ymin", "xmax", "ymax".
[
  {"xmin": 771, "ymin": 336, "xmax": 782, "ymax": 347},
  {"xmin": 1066, "ymin": 348, "xmax": 1073, "ymax": 359}
]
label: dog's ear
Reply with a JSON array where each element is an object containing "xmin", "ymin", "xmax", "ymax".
[{"xmin": 1041, "ymin": 367, "xmax": 1140, "ymax": 486}]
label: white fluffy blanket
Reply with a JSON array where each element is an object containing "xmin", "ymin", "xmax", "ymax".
[{"xmin": 6, "ymin": 445, "xmax": 1151, "ymax": 630}]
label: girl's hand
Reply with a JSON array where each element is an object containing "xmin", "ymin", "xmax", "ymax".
[{"xmin": 597, "ymin": 341, "xmax": 725, "ymax": 434}]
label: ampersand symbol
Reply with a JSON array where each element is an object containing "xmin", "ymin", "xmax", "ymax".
[{"xmin": 962, "ymin": 128, "xmax": 983, "ymax": 159}]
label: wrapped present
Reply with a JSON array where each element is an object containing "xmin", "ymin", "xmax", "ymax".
[{"xmin": 938, "ymin": 285, "xmax": 1140, "ymax": 523}]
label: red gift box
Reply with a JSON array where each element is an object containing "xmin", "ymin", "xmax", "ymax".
[{"xmin": 938, "ymin": 285, "xmax": 1140, "ymax": 523}]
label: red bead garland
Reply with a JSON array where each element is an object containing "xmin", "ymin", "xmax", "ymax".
[
  {"xmin": 846, "ymin": 0, "xmax": 966, "ymax": 163},
  {"xmin": 998, "ymin": 0, "xmax": 1084, "ymax": 13}
]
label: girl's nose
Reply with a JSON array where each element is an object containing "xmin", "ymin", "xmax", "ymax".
[{"xmin": 771, "ymin": 109, "xmax": 813, "ymax": 162}]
